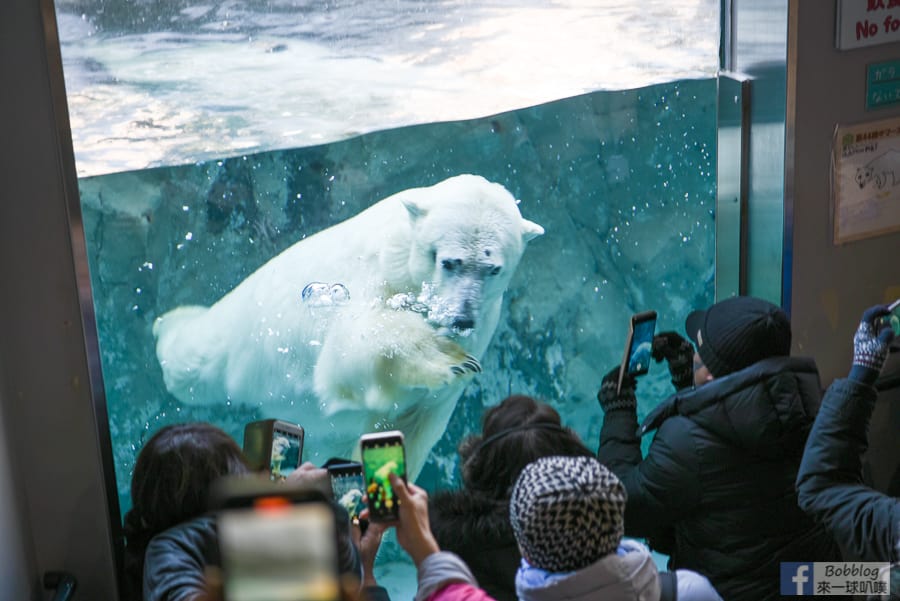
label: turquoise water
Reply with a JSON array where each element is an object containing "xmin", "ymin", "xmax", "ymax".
[{"xmin": 79, "ymin": 79, "xmax": 716, "ymax": 592}]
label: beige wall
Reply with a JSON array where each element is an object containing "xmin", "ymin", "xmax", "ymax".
[{"xmin": 785, "ymin": 0, "xmax": 900, "ymax": 493}]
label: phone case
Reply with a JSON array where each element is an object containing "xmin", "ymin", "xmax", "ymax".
[
  {"xmin": 617, "ymin": 311, "xmax": 657, "ymax": 394},
  {"xmin": 242, "ymin": 419, "xmax": 304, "ymax": 480},
  {"xmin": 212, "ymin": 477, "xmax": 341, "ymax": 601},
  {"xmin": 327, "ymin": 462, "xmax": 366, "ymax": 521}
]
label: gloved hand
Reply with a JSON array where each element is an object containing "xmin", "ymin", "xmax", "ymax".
[
  {"xmin": 849, "ymin": 304, "xmax": 895, "ymax": 385},
  {"xmin": 651, "ymin": 331, "xmax": 695, "ymax": 390},
  {"xmin": 597, "ymin": 365, "xmax": 637, "ymax": 413}
]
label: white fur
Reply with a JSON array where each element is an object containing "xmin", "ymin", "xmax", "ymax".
[{"xmin": 153, "ymin": 174, "xmax": 543, "ymax": 478}]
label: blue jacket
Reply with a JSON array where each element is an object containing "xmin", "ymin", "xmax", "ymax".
[{"xmin": 796, "ymin": 377, "xmax": 899, "ymax": 595}]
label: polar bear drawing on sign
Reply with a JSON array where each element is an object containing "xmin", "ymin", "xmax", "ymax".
[
  {"xmin": 855, "ymin": 149, "xmax": 900, "ymax": 191},
  {"xmin": 153, "ymin": 174, "xmax": 544, "ymax": 478}
]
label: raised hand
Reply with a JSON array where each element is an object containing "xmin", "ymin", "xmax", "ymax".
[
  {"xmin": 850, "ymin": 304, "xmax": 895, "ymax": 384},
  {"xmin": 597, "ymin": 365, "xmax": 637, "ymax": 412},
  {"xmin": 651, "ymin": 331, "xmax": 695, "ymax": 390}
]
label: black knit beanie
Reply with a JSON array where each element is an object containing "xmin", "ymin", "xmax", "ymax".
[{"xmin": 685, "ymin": 295, "xmax": 791, "ymax": 378}]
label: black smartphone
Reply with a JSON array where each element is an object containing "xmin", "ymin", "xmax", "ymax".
[
  {"xmin": 210, "ymin": 477, "xmax": 341, "ymax": 601},
  {"xmin": 359, "ymin": 430, "xmax": 406, "ymax": 522},
  {"xmin": 242, "ymin": 419, "xmax": 305, "ymax": 481},
  {"xmin": 617, "ymin": 310, "xmax": 658, "ymax": 394},
  {"xmin": 327, "ymin": 461, "xmax": 366, "ymax": 523}
]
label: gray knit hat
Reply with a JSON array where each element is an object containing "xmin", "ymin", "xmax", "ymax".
[{"xmin": 509, "ymin": 455, "xmax": 627, "ymax": 572}]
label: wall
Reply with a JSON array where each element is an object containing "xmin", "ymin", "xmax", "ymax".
[
  {"xmin": 0, "ymin": 370, "xmax": 33, "ymax": 601},
  {"xmin": 0, "ymin": 0, "xmax": 121, "ymax": 598},
  {"xmin": 787, "ymin": 0, "xmax": 900, "ymax": 380},
  {"xmin": 786, "ymin": 0, "xmax": 900, "ymax": 492}
]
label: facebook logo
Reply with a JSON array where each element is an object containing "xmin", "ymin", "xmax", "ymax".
[{"xmin": 780, "ymin": 563, "xmax": 814, "ymax": 595}]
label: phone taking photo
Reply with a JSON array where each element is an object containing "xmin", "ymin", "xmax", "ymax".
[
  {"xmin": 242, "ymin": 419, "xmax": 304, "ymax": 481},
  {"xmin": 359, "ymin": 431, "xmax": 406, "ymax": 522},
  {"xmin": 617, "ymin": 310, "xmax": 658, "ymax": 394},
  {"xmin": 210, "ymin": 478, "xmax": 341, "ymax": 601},
  {"xmin": 327, "ymin": 461, "xmax": 366, "ymax": 523},
  {"xmin": 885, "ymin": 299, "xmax": 900, "ymax": 337}
]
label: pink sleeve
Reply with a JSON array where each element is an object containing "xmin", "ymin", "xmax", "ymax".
[{"xmin": 426, "ymin": 582, "xmax": 498, "ymax": 601}]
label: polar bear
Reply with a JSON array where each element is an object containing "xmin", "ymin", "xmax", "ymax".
[{"xmin": 153, "ymin": 174, "xmax": 543, "ymax": 478}]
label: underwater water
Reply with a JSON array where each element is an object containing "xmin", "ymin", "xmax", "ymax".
[{"xmin": 80, "ymin": 73, "xmax": 716, "ymax": 527}]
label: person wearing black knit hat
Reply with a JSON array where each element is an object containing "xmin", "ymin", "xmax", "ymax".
[{"xmin": 596, "ymin": 295, "xmax": 842, "ymax": 601}]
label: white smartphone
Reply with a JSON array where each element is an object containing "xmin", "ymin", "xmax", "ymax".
[{"xmin": 359, "ymin": 430, "xmax": 406, "ymax": 522}]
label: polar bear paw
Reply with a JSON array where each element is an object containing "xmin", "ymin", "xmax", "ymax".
[{"xmin": 450, "ymin": 355, "xmax": 482, "ymax": 376}]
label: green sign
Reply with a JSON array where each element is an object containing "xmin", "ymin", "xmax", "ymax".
[{"xmin": 867, "ymin": 60, "xmax": 900, "ymax": 110}]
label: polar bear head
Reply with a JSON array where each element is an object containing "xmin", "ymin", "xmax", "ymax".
[
  {"xmin": 397, "ymin": 174, "xmax": 544, "ymax": 333},
  {"xmin": 856, "ymin": 165, "xmax": 873, "ymax": 189}
]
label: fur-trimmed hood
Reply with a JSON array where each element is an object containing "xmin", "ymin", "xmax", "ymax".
[
  {"xmin": 429, "ymin": 489, "xmax": 517, "ymax": 550},
  {"xmin": 429, "ymin": 489, "xmax": 521, "ymax": 601}
]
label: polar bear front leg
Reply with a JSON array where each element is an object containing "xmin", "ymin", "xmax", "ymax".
[{"xmin": 312, "ymin": 307, "xmax": 480, "ymax": 414}]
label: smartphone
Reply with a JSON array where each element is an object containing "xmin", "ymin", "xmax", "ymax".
[
  {"xmin": 243, "ymin": 419, "xmax": 304, "ymax": 481},
  {"xmin": 884, "ymin": 299, "xmax": 900, "ymax": 337},
  {"xmin": 359, "ymin": 431, "xmax": 406, "ymax": 522},
  {"xmin": 211, "ymin": 478, "xmax": 341, "ymax": 601},
  {"xmin": 617, "ymin": 310, "xmax": 658, "ymax": 394},
  {"xmin": 327, "ymin": 461, "xmax": 366, "ymax": 522}
]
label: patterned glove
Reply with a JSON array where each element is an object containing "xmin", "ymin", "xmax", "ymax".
[
  {"xmin": 651, "ymin": 331, "xmax": 695, "ymax": 390},
  {"xmin": 849, "ymin": 304, "xmax": 895, "ymax": 385},
  {"xmin": 597, "ymin": 365, "xmax": 637, "ymax": 413}
]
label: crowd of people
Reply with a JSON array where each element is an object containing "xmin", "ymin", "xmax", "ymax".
[{"xmin": 123, "ymin": 297, "xmax": 900, "ymax": 601}]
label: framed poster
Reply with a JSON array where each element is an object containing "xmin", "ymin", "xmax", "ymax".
[{"xmin": 832, "ymin": 117, "xmax": 900, "ymax": 243}]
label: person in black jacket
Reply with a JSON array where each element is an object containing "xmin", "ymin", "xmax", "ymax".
[
  {"xmin": 597, "ymin": 296, "xmax": 842, "ymax": 601},
  {"xmin": 796, "ymin": 304, "xmax": 899, "ymax": 597},
  {"xmin": 428, "ymin": 395, "xmax": 595, "ymax": 601}
]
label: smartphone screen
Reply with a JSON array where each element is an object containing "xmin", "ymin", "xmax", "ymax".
[
  {"xmin": 218, "ymin": 499, "xmax": 340, "ymax": 601},
  {"xmin": 617, "ymin": 311, "xmax": 658, "ymax": 394},
  {"xmin": 327, "ymin": 462, "xmax": 366, "ymax": 522},
  {"xmin": 360, "ymin": 431, "xmax": 406, "ymax": 522},
  {"xmin": 270, "ymin": 426, "xmax": 303, "ymax": 481},
  {"xmin": 628, "ymin": 316, "xmax": 657, "ymax": 375},
  {"xmin": 886, "ymin": 299, "xmax": 900, "ymax": 337}
]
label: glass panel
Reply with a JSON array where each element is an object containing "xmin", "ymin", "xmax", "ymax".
[{"xmin": 56, "ymin": 0, "xmax": 720, "ymax": 597}]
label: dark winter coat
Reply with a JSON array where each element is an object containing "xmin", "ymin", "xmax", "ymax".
[
  {"xmin": 598, "ymin": 356, "xmax": 842, "ymax": 601},
  {"xmin": 142, "ymin": 515, "xmax": 218, "ymax": 601},
  {"xmin": 142, "ymin": 512, "xmax": 378, "ymax": 601},
  {"xmin": 429, "ymin": 490, "xmax": 521, "ymax": 601},
  {"xmin": 796, "ymin": 378, "xmax": 899, "ymax": 580}
]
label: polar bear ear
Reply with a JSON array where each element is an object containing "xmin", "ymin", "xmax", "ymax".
[
  {"xmin": 403, "ymin": 198, "xmax": 428, "ymax": 223},
  {"xmin": 521, "ymin": 219, "xmax": 545, "ymax": 243}
]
